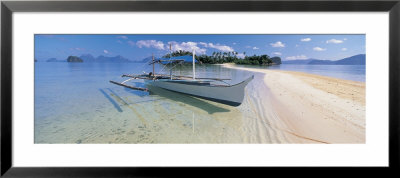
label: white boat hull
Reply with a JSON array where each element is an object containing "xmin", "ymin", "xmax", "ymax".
[{"xmin": 148, "ymin": 75, "xmax": 254, "ymax": 106}]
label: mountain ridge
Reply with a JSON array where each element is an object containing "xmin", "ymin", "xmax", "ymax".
[
  {"xmin": 282, "ymin": 54, "xmax": 365, "ymax": 65},
  {"xmin": 79, "ymin": 54, "xmax": 133, "ymax": 63}
]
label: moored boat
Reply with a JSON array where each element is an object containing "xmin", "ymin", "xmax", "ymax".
[{"xmin": 110, "ymin": 48, "xmax": 253, "ymax": 106}]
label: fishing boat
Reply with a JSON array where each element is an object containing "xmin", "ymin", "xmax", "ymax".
[{"xmin": 110, "ymin": 49, "xmax": 253, "ymax": 106}]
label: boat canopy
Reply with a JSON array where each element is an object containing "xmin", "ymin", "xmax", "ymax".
[{"xmin": 158, "ymin": 55, "xmax": 200, "ymax": 65}]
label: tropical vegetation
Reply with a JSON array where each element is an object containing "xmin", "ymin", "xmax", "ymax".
[{"xmin": 163, "ymin": 50, "xmax": 280, "ymax": 65}]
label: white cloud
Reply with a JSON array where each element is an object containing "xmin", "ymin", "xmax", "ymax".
[
  {"xmin": 326, "ymin": 39, "xmax": 344, "ymax": 44},
  {"xmin": 74, "ymin": 48, "xmax": 84, "ymax": 51},
  {"xmin": 295, "ymin": 44, "xmax": 299, "ymax": 47},
  {"xmin": 245, "ymin": 45, "xmax": 251, "ymax": 48},
  {"xmin": 301, "ymin": 38, "xmax": 311, "ymax": 42},
  {"xmin": 233, "ymin": 42, "xmax": 237, "ymax": 45},
  {"xmin": 199, "ymin": 42, "xmax": 208, "ymax": 47},
  {"xmin": 236, "ymin": 53, "xmax": 246, "ymax": 59},
  {"xmin": 172, "ymin": 41, "xmax": 234, "ymax": 53},
  {"xmin": 286, "ymin": 55, "xmax": 308, "ymax": 60},
  {"xmin": 253, "ymin": 47, "xmax": 259, "ymax": 50},
  {"xmin": 273, "ymin": 52, "xmax": 282, "ymax": 56},
  {"xmin": 313, "ymin": 47, "xmax": 327, "ymax": 51},
  {"xmin": 270, "ymin": 41, "xmax": 285, "ymax": 48},
  {"xmin": 343, "ymin": 38, "xmax": 347, "ymax": 41},
  {"xmin": 116, "ymin": 40, "xmax": 123, "ymax": 44},
  {"xmin": 103, "ymin": 50, "xmax": 109, "ymax": 54},
  {"xmin": 136, "ymin": 40, "xmax": 165, "ymax": 50},
  {"xmin": 168, "ymin": 41, "xmax": 207, "ymax": 54},
  {"xmin": 207, "ymin": 43, "xmax": 234, "ymax": 52},
  {"xmin": 117, "ymin": 36, "xmax": 128, "ymax": 40},
  {"xmin": 133, "ymin": 40, "xmax": 234, "ymax": 54},
  {"xmin": 341, "ymin": 48, "xmax": 348, "ymax": 51}
]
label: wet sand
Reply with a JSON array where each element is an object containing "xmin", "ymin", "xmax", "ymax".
[{"xmin": 222, "ymin": 63, "xmax": 366, "ymax": 143}]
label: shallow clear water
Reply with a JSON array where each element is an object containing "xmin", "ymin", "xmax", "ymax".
[
  {"xmin": 34, "ymin": 62, "xmax": 255, "ymax": 144},
  {"xmin": 247, "ymin": 64, "xmax": 366, "ymax": 82}
]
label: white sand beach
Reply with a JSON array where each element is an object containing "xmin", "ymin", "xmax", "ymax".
[{"xmin": 223, "ymin": 63, "xmax": 365, "ymax": 143}]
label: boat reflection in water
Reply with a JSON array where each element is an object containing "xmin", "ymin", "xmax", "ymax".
[{"xmin": 146, "ymin": 85, "xmax": 231, "ymax": 114}]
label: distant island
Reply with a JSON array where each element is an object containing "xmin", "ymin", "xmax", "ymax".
[
  {"xmin": 42, "ymin": 52, "xmax": 364, "ymax": 65},
  {"xmin": 44, "ymin": 54, "xmax": 134, "ymax": 63},
  {"xmin": 67, "ymin": 56, "xmax": 83, "ymax": 62},
  {"xmin": 162, "ymin": 50, "xmax": 281, "ymax": 65},
  {"xmin": 42, "ymin": 51, "xmax": 282, "ymax": 65},
  {"xmin": 282, "ymin": 54, "xmax": 365, "ymax": 65},
  {"xmin": 46, "ymin": 58, "xmax": 64, "ymax": 62},
  {"xmin": 79, "ymin": 54, "xmax": 132, "ymax": 63}
]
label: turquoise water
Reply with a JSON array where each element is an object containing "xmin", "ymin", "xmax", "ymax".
[
  {"xmin": 34, "ymin": 62, "xmax": 254, "ymax": 143},
  {"xmin": 268, "ymin": 64, "xmax": 365, "ymax": 82},
  {"xmin": 238, "ymin": 64, "xmax": 365, "ymax": 82}
]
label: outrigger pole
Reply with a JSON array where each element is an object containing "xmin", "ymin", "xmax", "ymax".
[{"xmin": 109, "ymin": 80, "xmax": 148, "ymax": 91}]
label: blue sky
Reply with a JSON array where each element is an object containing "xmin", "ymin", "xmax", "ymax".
[{"xmin": 35, "ymin": 34, "xmax": 365, "ymax": 61}]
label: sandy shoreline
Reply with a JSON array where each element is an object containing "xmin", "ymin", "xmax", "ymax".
[{"xmin": 223, "ymin": 63, "xmax": 365, "ymax": 143}]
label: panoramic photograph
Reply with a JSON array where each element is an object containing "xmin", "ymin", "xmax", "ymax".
[{"xmin": 34, "ymin": 34, "xmax": 365, "ymax": 144}]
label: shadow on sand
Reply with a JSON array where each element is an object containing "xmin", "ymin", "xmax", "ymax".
[{"xmin": 98, "ymin": 88, "xmax": 123, "ymax": 112}]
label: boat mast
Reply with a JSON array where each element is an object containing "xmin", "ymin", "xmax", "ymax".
[
  {"xmin": 170, "ymin": 43, "xmax": 172, "ymax": 79},
  {"xmin": 193, "ymin": 49, "xmax": 195, "ymax": 80},
  {"xmin": 152, "ymin": 53, "xmax": 155, "ymax": 77},
  {"xmin": 169, "ymin": 43, "xmax": 172, "ymax": 62}
]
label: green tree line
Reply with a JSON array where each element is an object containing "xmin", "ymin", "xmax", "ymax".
[{"xmin": 163, "ymin": 50, "xmax": 280, "ymax": 65}]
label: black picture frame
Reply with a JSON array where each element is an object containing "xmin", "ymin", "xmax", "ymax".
[{"xmin": 1, "ymin": 0, "xmax": 399, "ymax": 177}]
